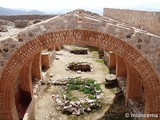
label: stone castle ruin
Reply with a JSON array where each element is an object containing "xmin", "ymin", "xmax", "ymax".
[{"xmin": 0, "ymin": 8, "xmax": 160, "ymax": 120}]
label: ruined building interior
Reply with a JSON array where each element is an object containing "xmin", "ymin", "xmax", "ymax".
[{"xmin": 0, "ymin": 8, "xmax": 160, "ymax": 120}]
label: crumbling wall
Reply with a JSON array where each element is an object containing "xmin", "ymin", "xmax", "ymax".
[
  {"xmin": 0, "ymin": 15, "xmax": 56, "ymax": 22},
  {"xmin": 103, "ymin": 8, "xmax": 160, "ymax": 35}
]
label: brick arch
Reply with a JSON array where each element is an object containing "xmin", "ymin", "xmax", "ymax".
[{"xmin": 0, "ymin": 29, "xmax": 159, "ymax": 120}]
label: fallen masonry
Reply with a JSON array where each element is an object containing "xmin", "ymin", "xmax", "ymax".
[{"xmin": 51, "ymin": 77, "xmax": 103, "ymax": 116}]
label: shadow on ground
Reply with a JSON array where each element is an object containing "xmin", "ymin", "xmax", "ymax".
[{"xmin": 98, "ymin": 88, "xmax": 133, "ymax": 120}]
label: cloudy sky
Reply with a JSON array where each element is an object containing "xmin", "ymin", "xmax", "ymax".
[{"xmin": 0, "ymin": 0, "xmax": 160, "ymax": 13}]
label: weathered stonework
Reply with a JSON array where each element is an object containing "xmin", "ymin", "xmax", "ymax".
[
  {"xmin": 1, "ymin": 9, "xmax": 160, "ymax": 78},
  {"xmin": 0, "ymin": 15, "xmax": 56, "ymax": 22},
  {"xmin": 0, "ymin": 9, "xmax": 160, "ymax": 120},
  {"xmin": 103, "ymin": 8, "xmax": 160, "ymax": 35}
]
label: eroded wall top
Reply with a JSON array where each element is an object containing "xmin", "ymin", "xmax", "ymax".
[
  {"xmin": 103, "ymin": 8, "xmax": 160, "ymax": 35},
  {"xmin": 0, "ymin": 9, "xmax": 160, "ymax": 78}
]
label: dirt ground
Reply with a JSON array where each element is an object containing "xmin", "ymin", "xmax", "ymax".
[
  {"xmin": 34, "ymin": 45, "xmax": 116, "ymax": 120},
  {"xmin": 0, "ymin": 25, "xmax": 23, "ymax": 41}
]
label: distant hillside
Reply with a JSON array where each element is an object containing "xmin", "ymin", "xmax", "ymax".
[
  {"xmin": 0, "ymin": 7, "xmax": 45, "ymax": 15},
  {"xmin": 26, "ymin": 10, "xmax": 45, "ymax": 15}
]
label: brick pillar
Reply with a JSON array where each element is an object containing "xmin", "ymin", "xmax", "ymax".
[
  {"xmin": 116, "ymin": 55, "xmax": 127, "ymax": 76},
  {"xmin": 125, "ymin": 64, "xmax": 143, "ymax": 103},
  {"xmin": 104, "ymin": 52, "xmax": 116, "ymax": 68},
  {"xmin": 55, "ymin": 45, "xmax": 61, "ymax": 51},
  {"xmin": 16, "ymin": 60, "xmax": 33, "ymax": 119},
  {"xmin": 41, "ymin": 51, "xmax": 54, "ymax": 69},
  {"xmin": 32, "ymin": 52, "xmax": 42, "ymax": 79},
  {"xmin": 19, "ymin": 59, "xmax": 33, "ymax": 96}
]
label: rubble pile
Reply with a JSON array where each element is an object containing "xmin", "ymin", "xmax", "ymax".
[
  {"xmin": 51, "ymin": 77, "xmax": 103, "ymax": 116},
  {"xmin": 52, "ymin": 94, "xmax": 102, "ymax": 116},
  {"xmin": 128, "ymin": 98, "xmax": 144, "ymax": 114},
  {"xmin": 117, "ymin": 76, "xmax": 127, "ymax": 95},
  {"xmin": 33, "ymin": 76, "xmax": 104, "ymax": 116}
]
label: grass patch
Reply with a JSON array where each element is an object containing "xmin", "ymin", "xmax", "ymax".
[
  {"xmin": 88, "ymin": 95, "xmax": 96, "ymax": 100},
  {"xmin": 66, "ymin": 77, "xmax": 102, "ymax": 97},
  {"xmin": 96, "ymin": 59, "xmax": 104, "ymax": 63},
  {"xmin": 65, "ymin": 77, "xmax": 103, "ymax": 100},
  {"xmin": 62, "ymin": 77, "xmax": 103, "ymax": 115}
]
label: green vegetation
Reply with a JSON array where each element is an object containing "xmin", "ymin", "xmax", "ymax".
[
  {"xmin": 63, "ymin": 77, "xmax": 103, "ymax": 115},
  {"xmin": 88, "ymin": 95, "xmax": 96, "ymax": 100},
  {"xmin": 67, "ymin": 77, "xmax": 101, "ymax": 95},
  {"xmin": 96, "ymin": 59, "xmax": 104, "ymax": 63},
  {"xmin": 65, "ymin": 77, "xmax": 102, "ymax": 101}
]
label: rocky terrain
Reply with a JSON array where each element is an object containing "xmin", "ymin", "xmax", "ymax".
[{"xmin": 0, "ymin": 14, "xmax": 56, "ymax": 40}]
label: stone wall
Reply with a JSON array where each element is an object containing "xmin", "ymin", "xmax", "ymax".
[
  {"xmin": 0, "ymin": 10, "xmax": 160, "ymax": 78},
  {"xmin": 0, "ymin": 15, "xmax": 56, "ymax": 22},
  {"xmin": 0, "ymin": 29, "xmax": 160, "ymax": 120},
  {"xmin": 103, "ymin": 8, "xmax": 160, "ymax": 35},
  {"xmin": 0, "ymin": 9, "xmax": 160, "ymax": 120}
]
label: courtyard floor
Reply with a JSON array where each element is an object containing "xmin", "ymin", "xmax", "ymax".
[{"xmin": 34, "ymin": 45, "xmax": 128, "ymax": 120}]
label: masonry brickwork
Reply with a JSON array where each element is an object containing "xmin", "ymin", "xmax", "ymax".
[
  {"xmin": 0, "ymin": 29, "xmax": 159, "ymax": 120},
  {"xmin": 103, "ymin": 8, "xmax": 160, "ymax": 35},
  {"xmin": 116, "ymin": 55, "xmax": 127, "ymax": 76},
  {"xmin": 0, "ymin": 9, "xmax": 160, "ymax": 120}
]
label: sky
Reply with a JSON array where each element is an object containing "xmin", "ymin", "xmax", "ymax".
[{"xmin": 0, "ymin": 0, "xmax": 160, "ymax": 13}]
